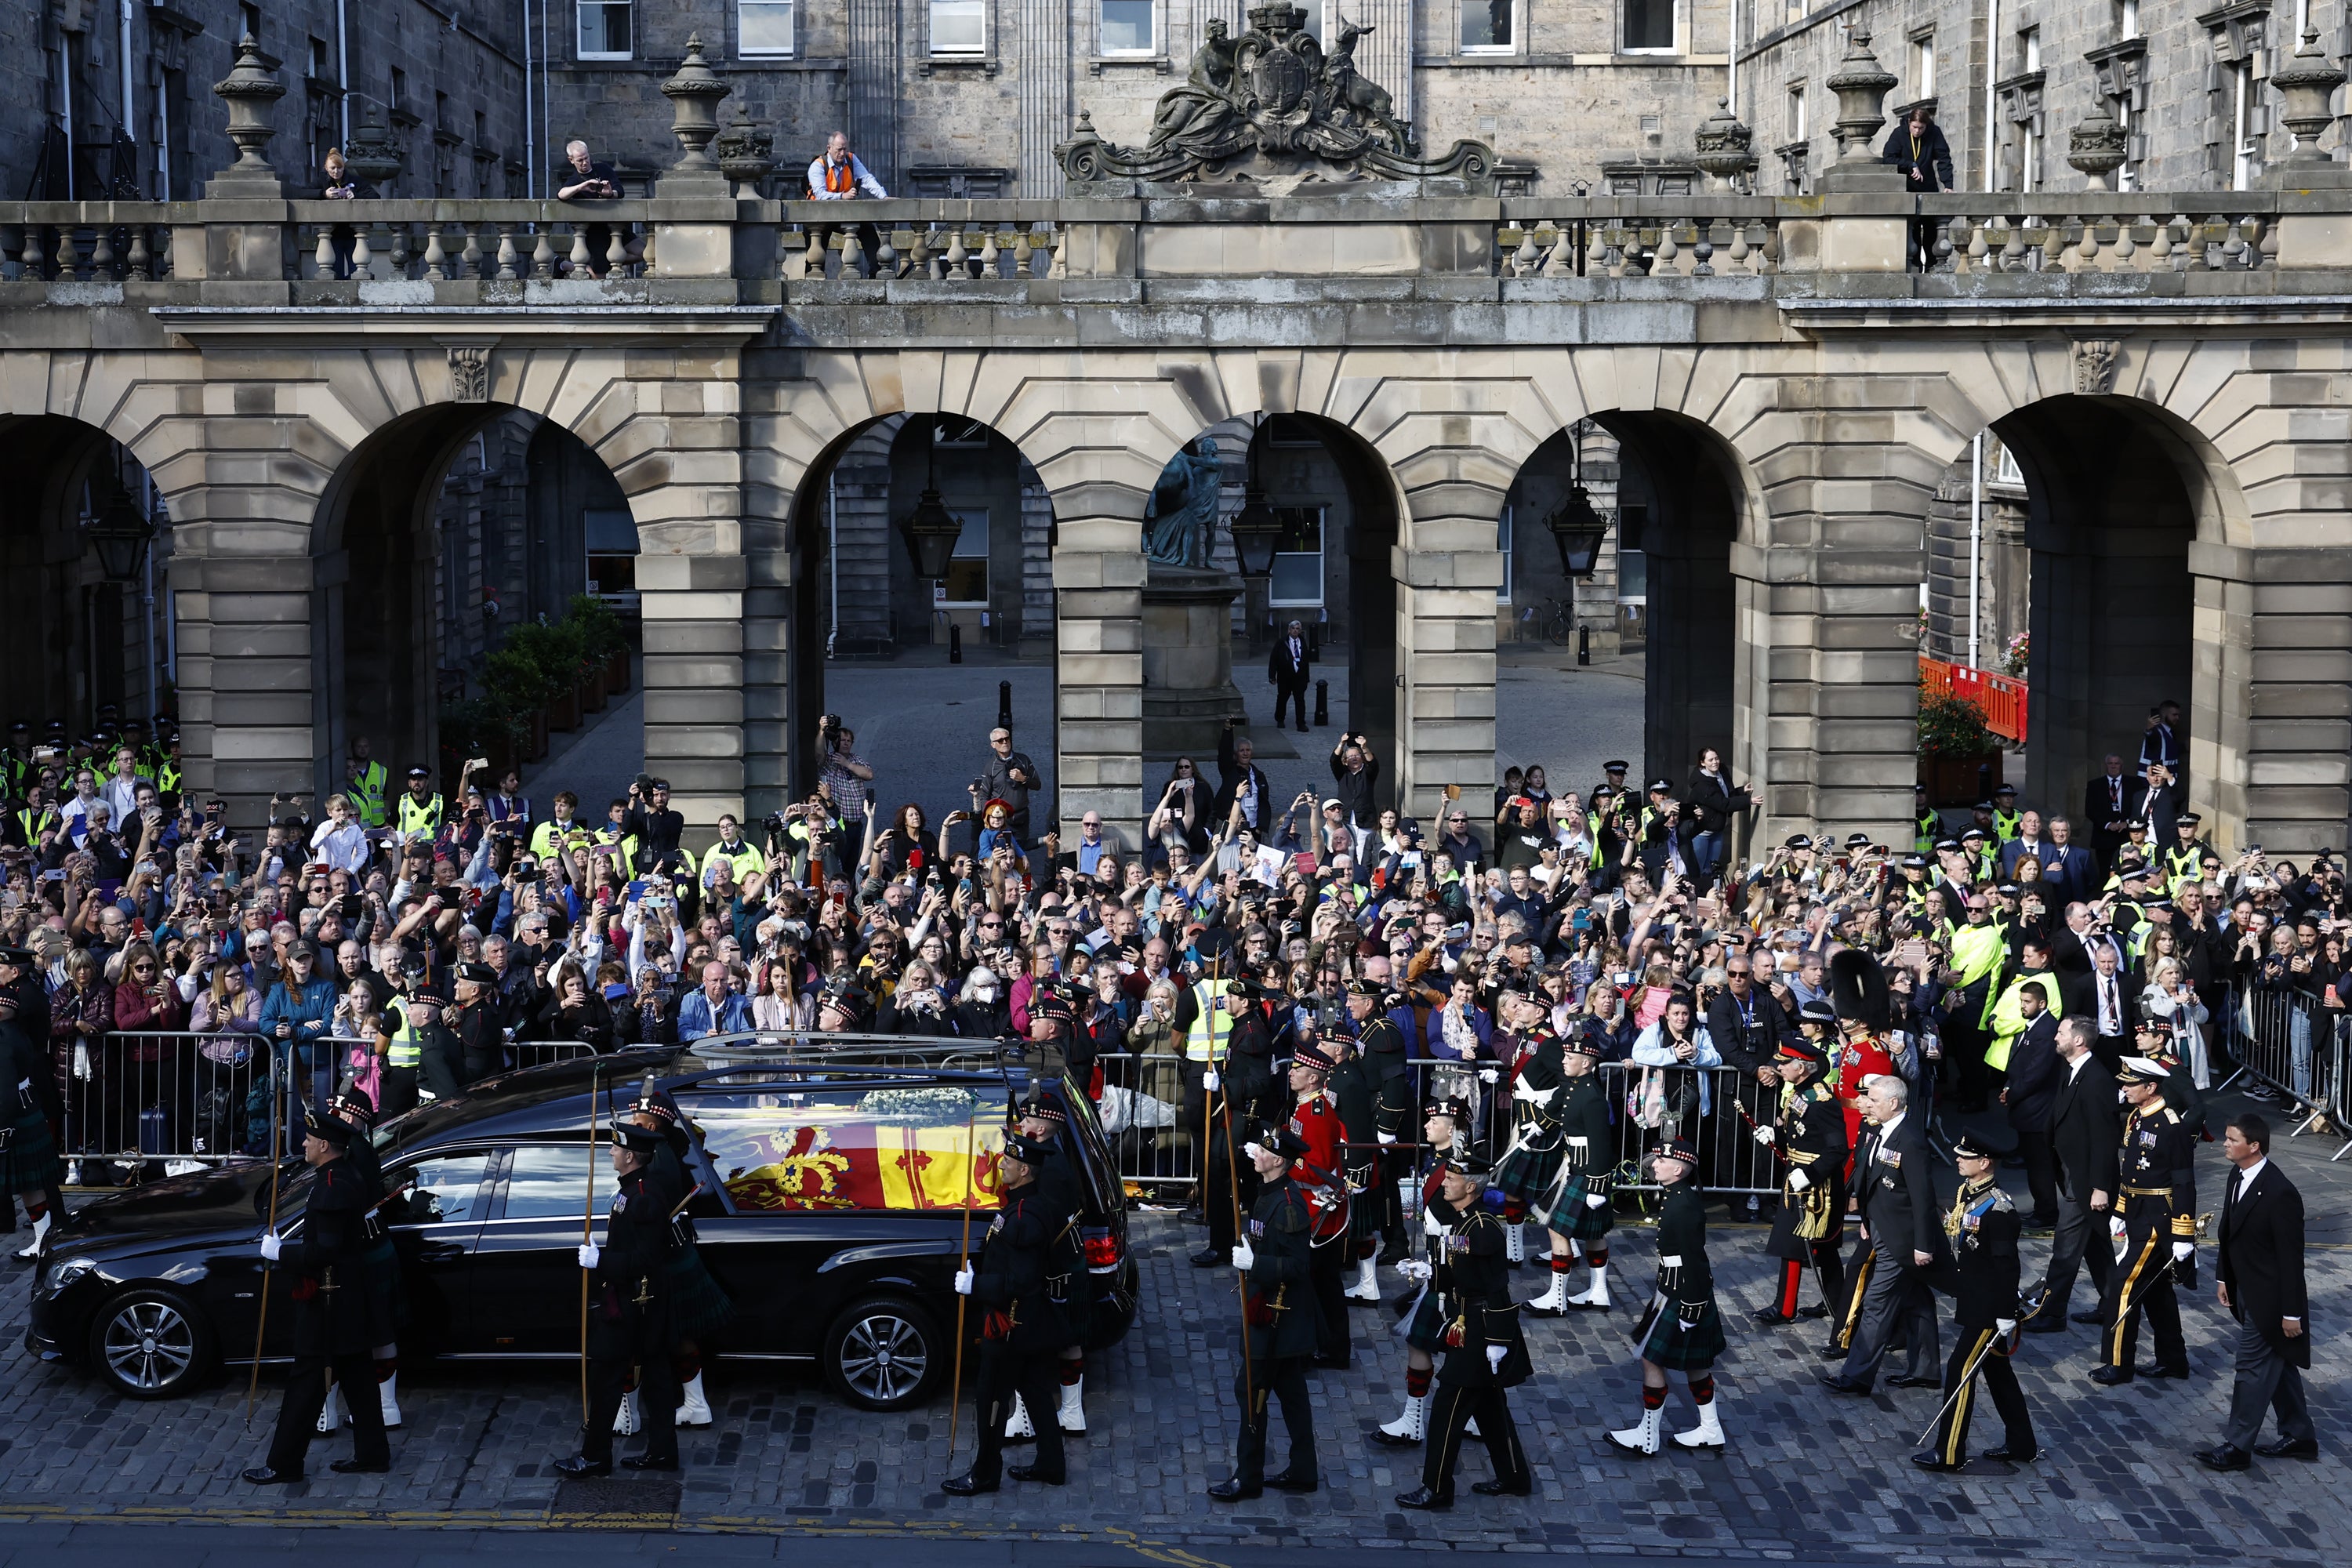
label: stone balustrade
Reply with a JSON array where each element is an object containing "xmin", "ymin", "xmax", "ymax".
[{"xmin": 9, "ymin": 187, "xmax": 2352, "ymax": 299}]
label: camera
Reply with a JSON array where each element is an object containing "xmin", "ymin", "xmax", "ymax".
[{"xmin": 764, "ymin": 810, "xmax": 792, "ymax": 839}]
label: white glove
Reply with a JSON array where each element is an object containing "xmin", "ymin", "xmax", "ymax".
[
  {"xmin": 2172, "ymin": 1241, "xmax": 2194, "ymax": 1262},
  {"xmin": 1232, "ymin": 1241, "xmax": 1255, "ymax": 1271},
  {"xmin": 1202, "ymin": 1068, "xmax": 1220, "ymax": 1091},
  {"xmin": 1787, "ymin": 1169, "xmax": 1810, "ymax": 1192},
  {"xmin": 1478, "ymin": 1067, "xmax": 1499, "ymax": 1084},
  {"xmin": 953, "ymin": 1264, "xmax": 975, "ymax": 1295},
  {"xmin": 1586, "ymin": 1192, "xmax": 1607, "ymax": 1210},
  {"xmin": 1399, "ymin": 1259, "xmax": 1433, "ymax": 1282},
  {"xmin": 1376, "ymin": 1131, "xmax": 1396, "ymax": 1145},
  {"xmin": 72, "ymin": 1042, "xmax": 90, "ymax": 1081},
  {"xmin": 259, "ymin": 1232, "xmax": 282, "ymax": 1262},
  {"xmin": 576, "ymin": 1243, "xmax": 600, "ymax": 1269},
  {"xmin": 1752, "ymin": 1125, "xmax": 1775, "ymax": 1146},
  {"xmin": 1486, "ymin": 1345, "xmax": 1507, "ymax": 1371},
  {"xmin": 1995, "ymin": 1317, "xmax": 2017, "ymax": 1337},
  {"xmin": 2107, "ymin": 1215, "xmax": 2128, "ymax": 1240}
]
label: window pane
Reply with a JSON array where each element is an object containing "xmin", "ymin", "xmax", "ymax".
[
  {"xmin": 387, "ymin": 1152, "xmax": 492, "ymax": 1226},
  {"xmin": 1623, "ymin": 0, "xmax": 1673, "ymax": 50},
  {"xmin": 933, "ymin": 0, "xmax": 985, "ymax": 53},
  {"xmin": 1462, "ymin": 0, "xmax": 1513, "ymax": 49},
  {"xmin": 1102, "ymin": 0, "xmax": 1153, "ymax": 53},
  {"xmin": 741, "ymin": 0, "xmax": 795, "ymax": 54},
  {"xmin": 503, "ymin": 1144, "xmax": 599, "ymax": 1220},
  {"xmin": 579, "ymin": 1, "xmax": 632, "ymax": 56}
]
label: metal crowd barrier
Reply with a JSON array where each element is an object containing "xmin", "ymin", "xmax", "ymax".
[
  {"xmin": 1091, "ymin": 1051, "xmax": 1778, "ymax": 1200},
  {"xmin": 57, "ymin": 1031, "xmax": 288, "ymax": 1189},
  {"xmin": 2221, "ymin": 984, "xmax": 2351, "ymax": 1156}
]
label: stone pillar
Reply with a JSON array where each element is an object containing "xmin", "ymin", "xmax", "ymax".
[
  {"xmin": 741, "ymin": 479, "xmax": 793, "ymax": 825},
  {"xmin": 172, "ymin": 543, "xmax": 318, "ymax": 827},
  {"xmin": 637, "ymin": 554, "xmax": 747, "ymax": 845},
  {"xmin": 1730, "ymin": 526, "xmax": 1925, "ymax": 846},
  {"xmin": 2200, "ymin": 542, "xmax": 2350, "ymax": 855},
  {"xmin": 1051, "ymin": 505, "xmax": 1148, "ymax": 849},
  {"xmin": 1017, "ymin": 0, "xmax": 1073, "ymax": 196},
  {"xmin": 846, "ymin": 0, "xmax": 902, "ymax": 189},
  {"xmin": 1392, "ymin": 545, "xmax": 1504, "ymax": 820}
]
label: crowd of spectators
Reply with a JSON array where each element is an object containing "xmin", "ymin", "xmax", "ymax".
[{"xmin": 2, "ymin": 691, "xmax": 2343, "ymax": 1202}]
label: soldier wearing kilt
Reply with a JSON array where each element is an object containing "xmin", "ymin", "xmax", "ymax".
[
  {"xmin": 1396, "ymin": 1151, "xmax": 1534, "ymax": 1509},
  {"xmin": 1915, "ymin": 1133, "xmax": 2034, "ymax": 1470},
  {"xmin": 1286, "ymin": 1038, "xmax": 1353, "ymax": 1368},
  {"xmin": 626, "ymin": 1082, "xmax": 733, "ymax": 1432},
  {"xmin": 0, "ymin": 965, "xmax": 65, "ymax": 1253},
  {"xmin": 1324, "ymin": 1023, "xmax": 1387, "ymax": 1305},
  {"xmin": 314, "ymin": 1085, "xmax": 406, "ymax": 1435},
  {"xmin": 1530, "ymin": 1017, "xmax": 1617, "ymax": 1314},
  {"xmin": 1490, "ymin": 997, "xmax": 1565, "ymax": 1226},
  {"xmin": 1753, "ymin": 1036, "xmax": 1849, "ymax": 1326},
  {"xmin": 1372, "ymin": 1097, "xmax": 1471, "ymax": 1446},
  {"xmin": 557, "ymin": 1118, "xmax": 687, "ymax": 1476},
  {"xmin": 1348, "ymin": 982, "xmax": 1415, "ymax": 1265},
  {"xmin": 1208, "ymin": 1126, "xmax": 1323, "ymax": 1501},
  {"xmin": 1608, "ymin": 1135, "xmax": 1728, "ymax": 1454},
  {"xmin": 243, "ymin": 1107, "xmax": 396, "ymax": 1483}
]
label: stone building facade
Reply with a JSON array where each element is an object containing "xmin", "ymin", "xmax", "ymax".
[{"xmin": 1737, "ymin": 0, "xmax": 2351, "ymax": 198}]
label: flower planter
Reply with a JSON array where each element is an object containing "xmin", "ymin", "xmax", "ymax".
[
  {"xmin": 606, "ymin": 649, "xmax": 632, "ymax": 693},
  {"xmin": 1920, "ymin": 751, "xmax": 2003, "ymax": 808},
  {"xmin": 549, "ymin": 686, "xmax": 581, "ymax": 732},
  {"xmin": 582, "ymin": 668, "xmax": 607, "ymax": 713}
]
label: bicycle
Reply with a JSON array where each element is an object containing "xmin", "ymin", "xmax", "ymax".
[{"xmin": 1542, "ymin": 597, "xmax": 1577, "ymax": 646}]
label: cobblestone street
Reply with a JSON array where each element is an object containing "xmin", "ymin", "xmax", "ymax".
[{"xmin": 0, "ymin": 1121, "xmax": 2343, "ymax": 1564}]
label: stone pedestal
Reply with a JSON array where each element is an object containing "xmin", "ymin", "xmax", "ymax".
[{"xmin": 1142, "ymin": 562, "xmax": 1248, "ymax": 756}]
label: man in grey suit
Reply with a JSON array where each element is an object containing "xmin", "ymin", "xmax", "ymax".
[
  {"xmin": 1819, "ymin": 1076, "xmax": 1943, "ymax": 1396},
  {"xmin": 2198, "ymin": 1113, "xmax": 2318, "ymax": 1469}
]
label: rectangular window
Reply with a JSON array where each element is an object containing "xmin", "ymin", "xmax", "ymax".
[
  {"xmin": 1624, "ymin": 0, "xmax": 1676, "ymax": 53},
  {"xmin": 1497, "ymin": 503, "xmax": 1514, "ymax": 603},
  {"xmin": 497, "ymin": 1145, "xmax": 604, "ymax": 1221},
  {"xmin": 931, "ymin": 0, "xmax": 985, "ymax": 55},
  {"xmin": 694, "ymin": 1088, "xmax": 1005, "ymax": 1214},
  {"xmin": 2231, "ymin": 59, "xmax": 2258, "ymax": 190},
  {"xmin": 937, "ymin": 507, "xmax": 990, "ymax": 605},
  {"xmin": 1788, "ymin": 85, "xmax": 1806, "ymax": 140},
  {"xmin": 1462, "ymin": 0, "xmax": 1514, "ymax": 53},
  {"xmin": 1269, "ymin": 506, "xmax": 1325, "ymax": 608},
  {"xmin": 2120, "ymin": 0, "xmax": 2141, "ymax": 39},
  {"xmin": 2020, "ymin": 26, "xmax": 2041, "ymax": 73},
  {"xmin": 586, "ymin": 508, "xmax": 638, "ymax": 597},
  {"xmin": 385, "ymin": 1152, "xmax": 492, "ymax": 1227},
  {"xmin": 1101, "ymin": 0, "xmax": 1154, "ymax": 55},
  {"xmin": 578, "ymin": 0, "xmax": 633, "ymax": 60},
  {"xmin": 1911, "ymin": 32, "xmax": 1934, "ymax": 97},
  {"xmin": 241, "ymin": 3, "xmax": 263, "ymax": 42},
  {"xmin": 741, "ymin": 0, "xmax": 797, "ymax": 56}
]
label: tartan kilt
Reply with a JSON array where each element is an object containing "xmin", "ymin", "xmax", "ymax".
[
  {"xmin": 362, "ymin": 1233, "xmax": 407, "ymax": 1336},
  {"xmin": 1399, "ymin": 1283, "xmax": 1449, "ymax": 1355},
  {"xmin": 1630, "ymin": 1290, "xmax": 1726, "ymax": 1370},
  {"xmin": 1548, "ymin": 1171, "xmax": 1617, "ymax": 1243},
  {"xmin": 667, "ymin": 1244, "xmax": 735, "ymax": 1342},
  {"xmin": 1491, "ymin": 1139, "xmax": 1564, "ymax": 1212},
  {"xmin": 1346, "ymin": 1174, "xmax": 1384, "ymax": 1254},
  {"xmin": 0, "ymin": 1108, "xmax": 60, "ymax": 1196}
]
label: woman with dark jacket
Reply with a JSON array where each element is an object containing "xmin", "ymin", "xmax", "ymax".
[
  {"xmin": 532, "ymin": 966, "xmax": 617, "ymax": 1054},
  {"xmin": 1681, "ymin": 749, "xmax": 1748, "ymax": 890},
  {"xmin": 615, "ymin": 966, "xmax": 677, "ymax": 1048}
]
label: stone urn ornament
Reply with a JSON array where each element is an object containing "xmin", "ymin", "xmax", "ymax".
[
  {"xmin": 2066, "ymin": 100, "xmax": 2129, "ymax": 187},
  {"xmin": 1826, "ymin": 29, "xmax": 1898, "ymax": 167},
  {"xmin": 209, "ymin": 33, "xmax": 285, "ymax": 191},
  {"xmin": 2270, "ymin": 27, "xmax": 2348, "ymax": 167},
  {"xmin": 660, "ymin": 34, "xmax": 733, "ymax": 173},
  {"xmin": 714, "ymin": 102, "xmax": 777, "ymax": 195},
  {"xmin": 1693, "ymin": 98, "xmax": 1759, "ymax": 193}
]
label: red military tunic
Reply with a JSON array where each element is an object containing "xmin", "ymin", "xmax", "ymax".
[
  {"xmin": 1833, "ymin": 1028, "xmax": 1896, "ymax": 1158},
  {"xmin": 1290, "ymin": 1089, "xmax": 1348, "ymax": 1241}
]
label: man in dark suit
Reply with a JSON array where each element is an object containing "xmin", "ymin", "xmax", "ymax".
[
  {"xmin": 2039, "ymin": 817, "xmax": 2097, "ymax": 906},
  {"xmin": 2133, "ymin": 761, "xmax": 2180, "ymax": 849},
  {"xmin": 2085, "ymin": 753, "xmax": 2135, "ymax": 874},
  {"xmin": 2001, "ymin": 990, "xmax": 2061, "ymax": 1227},
  {"xmin": 1213, "ymin": 720, "xmax": 1273, "ymax": 837},
  {"xmin": 1820, "ymin": 1076, "xmax": 1942, "ymax": 1396},
  {"xmin": 2199, "ymin": 1114, "xmax": 2318, "ymax": 1469},
  {"xmin": 1267, "ymin": 619, "xmax": 1313, "ymax": 735},
  {"xmin": 2025, "ymin": 1019, "xmax": 2121, "ymax": 1330}
]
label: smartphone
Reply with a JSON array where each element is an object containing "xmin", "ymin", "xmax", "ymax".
[{"xmin": 1896, "ymin": 938, "xmax": 1928, "ymax": 970}]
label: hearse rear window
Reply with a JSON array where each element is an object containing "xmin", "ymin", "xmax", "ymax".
[{"xmin": 690, "ymin": 1085, "xmax": 1005, "ymax": 1213}]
